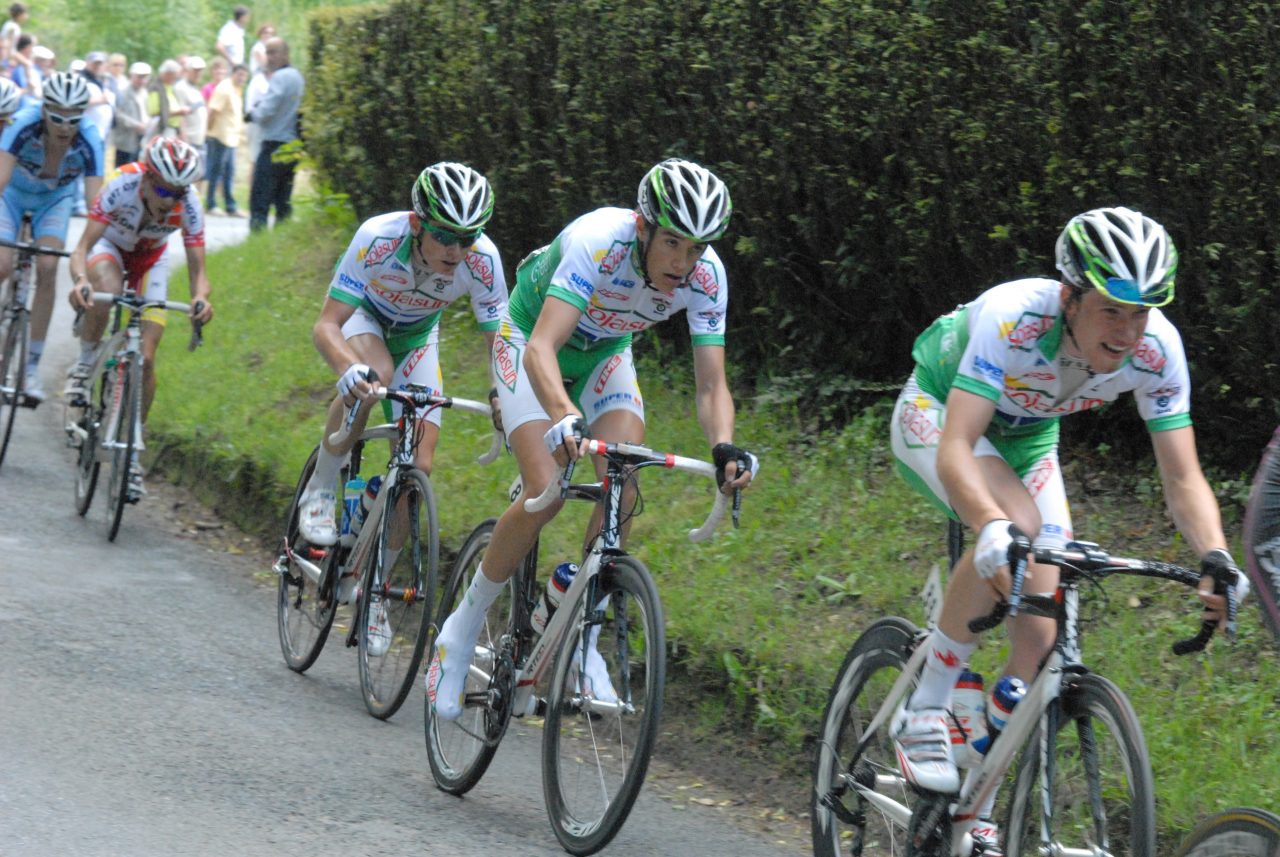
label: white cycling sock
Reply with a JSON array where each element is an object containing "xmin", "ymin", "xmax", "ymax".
[
  {"xmin": 427, "ymin": 563, "xmax": 506, "ymax": 721},
  {"xmin": 308, "ymin": 445, "xmax": 346, "ymax": 493},
  {"xmin": 908, "ymin": 629, "xmax": 975, "ymax": 711},
  {"xmin": 26, "ymin": 340, "xmax": 43, "ymax": 371},
  {"xmin": 79, "ymin": 340, "xmax": 97, "ymax": 364}
]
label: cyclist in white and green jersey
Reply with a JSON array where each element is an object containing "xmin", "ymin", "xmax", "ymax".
[
  {"xmin": 297, "ymin": 163, "xmax": 507, "ymax": 570},
  {"xmin": 886, "ymin": 207, "xmax": 1245, "ymax": 848},
  {"xmin": 427, "ymin": 158, "xmax": 759, "ymax": 721}
]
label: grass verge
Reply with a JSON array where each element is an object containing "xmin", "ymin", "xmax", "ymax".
[{"xmin": 150, "ymin": 196, "xmax": 1280, "ymax": 845}]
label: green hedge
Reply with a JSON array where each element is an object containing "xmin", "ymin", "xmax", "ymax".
[{"xmin": 304, "ymin": 0, "xmax": 1280, "ymax": 467}]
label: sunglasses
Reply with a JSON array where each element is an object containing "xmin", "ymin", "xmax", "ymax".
[
  {"xmin": 150, "ymin": 182, "xmax": 184, "ymax": 199},
  {"xmin": 1093, "ymin": 275, "xmax": 1175, "ymax": 308},
  {"xmin": 423, "ymin": 223, "xmax": 481, "ymax": 247},
  {"xmin": 44, "ymin": 110, "xmax": 83, "ymax": 126}
]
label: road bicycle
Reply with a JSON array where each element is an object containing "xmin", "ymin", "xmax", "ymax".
[
  {"xmin": 811, "ymin": 526, "xmax": 1239, "ymax": 857},
  {"xmin": 66, "ymin": 286, "xmax": 203, "ymax": 542},
  {"xmin": 1243, "ymin": 425, "xmax": 1280, "ymax": 647},
  {"xmin": 0, "ymin": 229, "xmax": 70, "ymax": 467},
  {"xmin": 1174, "ymin": 807, "xmax": 1280, "ymax": 857},
  {"xmin": 424, "ymin": 438, "xmax": 741, "ymax": 856},
  {"xmin": 275, "ymin": 384, "xmax": 500, "ymax": 719}
]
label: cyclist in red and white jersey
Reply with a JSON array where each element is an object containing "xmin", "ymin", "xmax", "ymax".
[
  {"xmin": 426, "ymin": 159, "xmax": 759, "ymax": 721},
  {"xmin": 66, "ymin": 136, "xmax": 214, "ymax": 494}
]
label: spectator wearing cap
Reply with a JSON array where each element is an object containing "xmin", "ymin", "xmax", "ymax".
[
  {"xmin": 107, "ymin": 52, "xmax": 127, "ymax": 96},
  {"xmin": 82, "ymin": 52, "xmax": 115, "ymax": 137},
  {"xmin": 216, "ymin": 5, "xmax": 250, "ymax": 67},
  {"xmin": 246, "ymin": 36, "xmax": 301, "ymax": 231},
  {"xmin": 175, "ymin": 55, "xmax": 208, "ymax": 157},
  {"xmin": 205, "ymin": 63, "xmax": 247, "ymax": 216},
  {"xmin": 147, "ymin": 59, "xmax": 188, "ymax": 138},
  {"xmin": 111, "ymin": 61, "xmax": 150, "ymax": 166},
  {"xmin": 31, "ymin": 42, "xmax": 52, "ymax": 76}
]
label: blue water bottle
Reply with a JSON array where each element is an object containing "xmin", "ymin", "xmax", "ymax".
[
  {"xmin": 342, "ymin": 476, "xmax": 365, "ymax": 535},
  {"xmin": 973, "ymin": 675, "xmax": 1027, "ymax": 756}
]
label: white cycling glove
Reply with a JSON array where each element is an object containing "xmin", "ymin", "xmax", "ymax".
[
  {"xmin": 337, "ymin": 363, "xmax": 372, "ymax": 398},
  {"xmin": 544, "ymin": 414, "xmax": 584, "ymax": 457},
  {"xmin": 974, "ymin": 518, "xmax": 1014, "ymax": 580}
]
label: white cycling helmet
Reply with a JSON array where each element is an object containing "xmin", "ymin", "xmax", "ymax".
[
  {"xmin": 1055, "ymin": 206, "xmax": 1177, "ymax": 307},
  {"xmin": 0, "ymin": 77, "xmax": 21, "ymax": 116},
  {"xmin": 411, "ymin": 162, "xmax": 494, "ymax": 234},
  {"xmin": 637, "ymin": 158, "xmax": 732, "ymax": 242},
  {"xmin": 144, "ymin": 136, "xmax": 202, "ymax": 187},
  {"xmin": 42, "ymin": 71, "xmax": 91, "ymax": 112}
]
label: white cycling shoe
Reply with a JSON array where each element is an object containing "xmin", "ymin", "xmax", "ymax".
[
  {"xmin": 968, "ymin": 818, "xmax": 1003, "ymax": 856},
  {"xmin": 298, "ymin": 488, "xmax": 338, "ymax": 546},
  {"xmin": 891, "ymin": 705, "xmax": 960, "ymax": 794}
]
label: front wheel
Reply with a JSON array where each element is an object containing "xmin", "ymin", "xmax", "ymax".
[
  {"xmin": 1174, "ymin": 807, "xmax": 1280, "ymax": 857},
  {"xmin": 358, "ymin": 467, "xmax": 439, "ymax": 720},
  {"xmin": 277, "ymin": 446, "xmax": 338, "ymax": 672},
  {"xmin": 1003, "ymin": 672, "xmax": 1156, "ymax": 857},
  {"xmin": 74, "ymin": 359, "xmax": 107, "ymax": 516},
  {"xmin": 424, "ymin": 518, "xmax": 518, "ymax": 795},
  {"xmin": 542, "ymin": 555, "xmax": 665, "ymax": 856},
  {"xmin": 810, "ymin": 617, "xmax": 921, "ymax": 857},
  {"xmin": 0, "ymin": 306, "xmax": 28, "ymax": 468},
  {"xmin": 1244, "ymin": 425, "xmax": 1280, "ymax": 649},
  {"xmin": 104, "ymin": 358, "xmax": 140, "ymax": 542}
]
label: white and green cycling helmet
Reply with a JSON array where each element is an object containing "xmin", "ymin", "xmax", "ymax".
[
  {"xmin": 411, "ymin": 162, "xmax": 494, "ymax": 236},
  {"xmin": 43, "ymin": 71, "xmax": 91, "ymax": 112},
  {"xmin": 1055, "ymin": 206, "xmax": 1177, "ymax": 307},
  {"xmin": 0, "ymin": 77, "xmax": 21, "ymax": 118},
  {"xmin": 637, "ymin": 158, "xmax": 732, "ymax": 243}
]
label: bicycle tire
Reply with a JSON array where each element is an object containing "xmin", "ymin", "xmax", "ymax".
[
  {"xmin": 104, "ymin": 357, "xmax": 140, "ymax": 542},
  {"xmin": 1174, "ymin": 807, "xmax": 1280, "ymax": 857},
  {"xmin": 542, "ymin": 554, "xmax": 666, "ymax": 856},
  {"xmin": 357, "ymin": 467, "xmax": 439, "ymax": 720},
  {"xmin": 1003, "ymin": 672, "xmax": 1156, "ymax": 857},
  {"xmin": 0, "ymin": 305, "xmax": 27, "ymax": 468},
  {"xmin": 1244, "ymin": 426, "xmax": 1280, "ymax": 648},
  {"xmin": 277, "ymin": 446, "xmax": 338, "ymax": 672},
  {"xmin": 424, "ymin": 518, "xmax": 520, "ymax": 795},
  {"xmin": 810, "ymin": 616, "xmax": 921, "ymax": 857},
  {"xmin": 74, "ymin": 358, "xmax": 108, "ymax": 517}
]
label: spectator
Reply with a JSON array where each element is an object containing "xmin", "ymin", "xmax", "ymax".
[
  {"xmin": 175, "ymin": 55, "xmax": 207, "ymax": 158},
  {"xmin": 205, "ymin": 63, "xmax": 247, "ymax": 216},
  {"xmin": 242, "ymin": 60, "xmax": 270, "ymax": 189},
  {"xmin": 10, "ymin": 33, "xmax": 35, "ymax": 98},
  {"xmin": 77, "ymin": 52, "xmax": 114, "ymax": 216},
  {"xmin": 110, "ymin": 61, "xmax": 150, "ymax": 166},
  {"xmin": 107, "ymin": 52, "xmax": 127, "ymax": 95},
  {"xmin": 216, "ymin": 5, "xmax": 250, "ymax": 67},
  {"xmin": 202, "ymin": 56, "xmax": 228, "ymax": 103},
  {"xmin": 246, "ymin": 36, "xmax": 301, "ymax": 232},
  {"xmin": 31, "ymin": 42, "xmax": 52, "ymax": 80},
  {"xmin": 248, "ymin": 23, "xmax": 274, "ymax": 76},
  {"xmin": 0, "ymin": 3, "xmax": 25, "ymax": 46},
  {"xmin": 147, "ymin": 59, "xmax": 187, "ymax": 138},
  {"xmin": 0, "ymin": 34, "xmax": 11, "ymax": 78}
]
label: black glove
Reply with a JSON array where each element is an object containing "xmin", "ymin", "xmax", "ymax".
[{"xmin": 712, "ymin": 442, "xmax": 758, "ymax": 489}]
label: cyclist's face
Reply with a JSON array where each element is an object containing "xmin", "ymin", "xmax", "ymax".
[
  {"xmin": 144, "ymin": 175, "xmax": 184, "ymax": 215},
  {"xmin": 416, "ymin": 224, "xmax": 472, "ymax": 275},
  {"xmin": 43, "ymin": 108, "xmax": 83, "ymax": 142},
  {"xmin": 641, "ymin": 223, "xmax": 707, "ymax": 293},
  {"xmin": 1062, "ymin": 285, "xmax": 1152, "ymax": 373}
]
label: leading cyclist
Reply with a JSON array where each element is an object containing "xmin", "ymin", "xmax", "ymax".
[
  {"xmin": 0, "ymin": 71, "xmax": 104, "ymax": 406},
  {"xmin": 65, "ymin": 136, "xmax": 213, "ymax": 497},
  {"xmin": 426, "ymin": 158, "xmax": 759, "ymax": 721},
  {"xmin": 887, "ymin": 206, "xmax": 1245, "ymax": 852}
]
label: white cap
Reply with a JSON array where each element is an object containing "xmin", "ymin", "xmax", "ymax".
[
  {"xmin": 186, "ymin": 55, "xmax": 206, "ymax": 70},
  {"xmin": 32, "ymin": 45, "xmax": 54, "ymax": 60},
  {"xmin": 129, "ymin": 61, "xmax": 151, "ymax": 76},
  {"xmin": 157, "ymin": 59, "xmax": 181, "ymax": 75},
  {"xmin": 69, "ymin": 58, "xmax": 86, "ymax": 73}
]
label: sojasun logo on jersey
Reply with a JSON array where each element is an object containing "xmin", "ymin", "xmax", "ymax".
[
  {"xmin": 1001, "ymin": 312, "xmax": 1054, "ymax": 351},
  {"xmin": 465, "ymin": 250, "xmax": 496, "ymax": 289},
  {"xmin": 688, "ymin": 260, "xmax": 720, "ymax": 302},
  {"xmin": 361, "ymin": 235, "xmax": 401, "ymax": 268},
  {"xmin": 493, "ymin": 337, "xmax": 521, "ymax": 393},
  {"xmin": 594, "ymin": 240, "xmax": 631, "ymax": 275}
]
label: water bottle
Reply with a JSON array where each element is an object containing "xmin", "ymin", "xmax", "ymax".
[
  {"xmin": 342, "ymin": 476, "xmax": 365, "ymax": 535},
  {"xmin": 951, "ymin": 669, "xmax": 987, "ymax": 768},
  {"xmin": 972, "ymin": 675, "xmax": 1027, "ymax": 756},
  {"xmin": 531, "ymin": 562, "xmax": 578, "ymax": 635},
  {"xmin": 352, "ymin": 474, "xmax": 381, "ymax": 535}
]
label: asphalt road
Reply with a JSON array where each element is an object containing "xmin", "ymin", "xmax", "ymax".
[{"xmin": 0, "ymin": 215, "xmax": 808, "ymax": 856}]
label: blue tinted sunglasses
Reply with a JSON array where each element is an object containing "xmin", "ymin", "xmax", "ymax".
[
  {"xmin": 1094, "ymin": 275, "xmax": 1174, "ymax": 308},
  {"xmin": 423, "ymin": 223, "xmax": 481, "ymax": 247}
]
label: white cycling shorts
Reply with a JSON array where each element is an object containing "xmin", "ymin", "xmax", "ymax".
[{"xmin": 341, "ymin": 306, "xmax": 445, "ymax": 427}]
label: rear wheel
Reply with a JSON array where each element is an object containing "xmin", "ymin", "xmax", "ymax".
[
  {"xmin": 277, "ymin": 446, "xmax": 338, "ymax": 672},
  {"xmin": 810, "ymin": 617, "xmax": 921, "ymax": 857},
  {"xmin": 424, "ymin": 519, "xmax": 519, "ymax": 795},
  {"xmin": 1174, "ymin": 807, "xmax": 1280, "ymax": 857},
  {"xmin": 542, "ymin": 555, "xmax": 665, "ymax": 856},
  {"xmin": 74, "ymin": 360, "xmax": 107, "ymax": 516},
  {"xmin": 0, "ymin": 305, "xmax": 28, "ymax": 468},
  {"xmin": 104, "ymin": 358, "xmax": 140, "ymax": 542},
  {"xmin": 1003, "ymin": 673, "xmax": 1155, "ymax": 857},
  {"xmin": 358, "ymin": 467, "xmax": 439, "ymax": 720},
  {"xmin": 1244, "ymin": 425, "xmax": 1280, "ymax": 648}
]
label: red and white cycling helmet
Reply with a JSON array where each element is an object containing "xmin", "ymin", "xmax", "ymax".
[
  {"xmin": 144, "ymin": 136, "xmax": 203, "ymax": 187},
  {"xmin": 0, "ymin": 77, "xmax": 21, "ymax": 117}
]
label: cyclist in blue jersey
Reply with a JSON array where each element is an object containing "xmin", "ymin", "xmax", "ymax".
[{"xmin": 0, "ymin": 71, "xmax": 103, "ymax": 405}]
